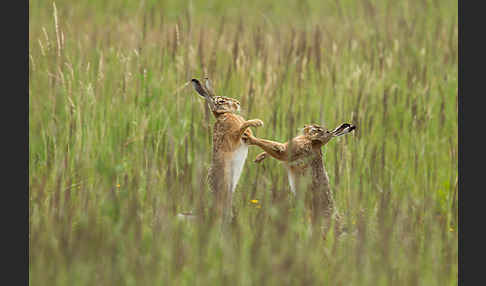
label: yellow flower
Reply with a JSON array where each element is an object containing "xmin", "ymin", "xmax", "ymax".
[
  {"xmin": 449, "ymin": 227, "xmax": 454, "ymax": 232},
  {"xmin": 250, "ymin": 199, "xmax": 259, "ymax": 204},
  {"xmin": 116, "ymin": 184, "xmax": 121, "ymax": 188}
]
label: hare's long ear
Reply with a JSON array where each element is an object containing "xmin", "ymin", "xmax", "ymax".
[
  {"xmin": 204, "ymin": 77, "xmax": 216, "ymax": 97},
  {"xmin": 191, "ymin": 78, "xmax": 217, "ymax": 111},
  {"xmin": 191, "ymin": 78, "xmax": 208, "ymax": 98},
  {"xmin": 331, "ymin": 123, "xmax": 356, "ymax": 137}
]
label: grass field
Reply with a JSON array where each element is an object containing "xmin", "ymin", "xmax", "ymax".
[{"xmin": 29, "ymin": 0, "xmax": 458, "ymax": 285}]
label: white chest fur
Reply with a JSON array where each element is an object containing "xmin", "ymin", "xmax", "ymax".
[
  {"xmin": 287, "ymin": 169, "xmax": 297, "ymax": 195},
  {"xmin": 229, "ymin": 141, "xmax": 249, "ymax": 193}
]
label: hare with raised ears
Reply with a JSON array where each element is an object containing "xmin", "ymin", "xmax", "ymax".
[
  {"xmin": 244, "ymin": 123, "xmax": 356, "ymax": 237},
  {"xmin": 190, "ymin": 78, "xmax": 264, "ymax": 225}
]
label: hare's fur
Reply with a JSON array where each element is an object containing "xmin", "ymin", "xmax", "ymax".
[
  {"xmin": 246, "ymin": 123, "xmax": 355, "ymax": 236},
  {"xmin": 191, "ymin": 78, "xmax": 263, "ymax": 224}
]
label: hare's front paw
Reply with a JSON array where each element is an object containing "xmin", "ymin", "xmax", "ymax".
[
  {"xmin": 254, "ymin": 152, "xmax": 267, "ymax": 163},
  {"xmin": 242, "ymin": 132, "xmax": 256, "ymax": 144},
  {"xmin": 250, "ymin": 119, "xmax": 264, "ymax": 128},
  {"xmin": 272, "ymin": 145, "xmax": 285, "ymax": 153}
]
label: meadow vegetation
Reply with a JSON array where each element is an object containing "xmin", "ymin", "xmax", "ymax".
[{"xmin": 29, "ymin": 0, "xmax": 458, "ymax": 284}]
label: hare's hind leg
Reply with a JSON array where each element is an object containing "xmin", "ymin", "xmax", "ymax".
[
  {"xmin": 221, "ymin": 190, "xmax": 233, "ymax": 229},
  {"xmin": 208, "ymin": 166, "xmax": 234, "ymax": 229}
]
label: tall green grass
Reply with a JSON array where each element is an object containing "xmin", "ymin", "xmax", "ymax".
[{"xmin": 29, "ymin": 0, "xmax": 458, "ymax": 285}]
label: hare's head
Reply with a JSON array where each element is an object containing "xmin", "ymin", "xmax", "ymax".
[
  {"xmin": 303, "ymin": 123, "xmax": 356, "ymax": 145},
  {"xmin": 191, "ymin": 78, "xmax": 241, "ymax": 113},
  {"xmin": 212, "ymin": 96, "xmax": 241, "ymax": 113}
]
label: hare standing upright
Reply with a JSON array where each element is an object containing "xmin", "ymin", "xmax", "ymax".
[
  {"xmin": 190, "ymin": 78, "xmax": 264, "ymax": 227},
  {"xmin": 244, "ymin": 123, "xmax": 355, "ymax": 237}
]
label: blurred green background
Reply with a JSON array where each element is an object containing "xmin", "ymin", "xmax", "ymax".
[{"xmin": 29, "ymin": 0, "xmax": 458, "ymax": 285}]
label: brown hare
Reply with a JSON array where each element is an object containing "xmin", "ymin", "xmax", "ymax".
[
  {"xmin": 189, "ymin": 78, "xmax": 264, "ymax": 226},
  {"xmin": 244, "ymin": 123, "xmax": 355, "ymax": 237}
]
